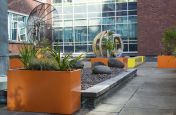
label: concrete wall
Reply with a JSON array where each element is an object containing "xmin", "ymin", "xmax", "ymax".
[
  {"xmin": 0, "ymin": 0, "xmax": 8, "ymax": 77},
  {"xmin": 138, "ymin": 0, "xmax": 176, "ymax": 56}
]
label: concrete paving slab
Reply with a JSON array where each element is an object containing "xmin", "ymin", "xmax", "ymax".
[
  {"xmin": 91, "ymin": 104, "xmax": 123, "ymax": 113},
  {"xmin": 87, "ymin": 111, "xmax": 117, "ymax": 115},
  {"xmin": 127, "ymin": 95, "xmax": 176, "ymax": 110},
  {"xmin": 119, "ymin": 108, "xmax": 175, "ymax": 115},
  {"xmin": 103, "ymin": 96, "xmax": 132, "ymax": 105}
]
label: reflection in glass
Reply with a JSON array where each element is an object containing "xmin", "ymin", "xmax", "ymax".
[
  {"xmin": 128, "ymin": 11, "xmax": 137, "ymax": 15},
  {"xmin": 128, "ymin": 2, "xmax": 137, "ymax": 10},
  {"xmin": 64, "ymin": 27, "xmax": 74, "ymax": 42},
  {"xmin": 75, "ymin": 27, "xmax": 87, "ymax": 43},
  {"xmin": 52, "ymin": 0, "xmax": 138, "ymax": 53},
  {"xmin": 128, "ymin": 23, "xmax": 137, "ymax": 40},
  {"xmin": 54, "ymin": 28, "xmax": 63, "ymax": 42},
  {"xmin": 129, "ymin": 44, "xmax": 137, "ymax": 51},
  {"xmin": 75, "ymin": 45, "xmax": 87, "ymax": 52},
  {"xmin": 88, "ymin": 26, "xmax": 101, "ymax": 41},
  {"xmin": 102, "ymin": 12, "xmax": 115, "ymax": 17},
  {"xmin": 116, "ymin": 16, "xmax": 128, "ymax": 23},
  {"xmin": 103, "ymin": 3, "xmax": 115, "ymax": 11},
  {"xmin": 102, "ymin": 17, "xmax": 115, "ymax": 25},
  {"xmin": 102, "ymin": 25, "xmax": 115, "ymax": 32},
  {"xmin": 64, "ymin": 46, "xmax": 74, "ymax": 52},
  {"xmin": 116, "ymin": 24, "xmax": 128, "ymax": 39},
  {"xmin": 74, "ymin": 4, "xmax": 87, "ymax": 13},
  {"xmin": 88, "ymin": 4, "xmax": 102, "ymax": 12},
  {"xmin": 116, "ymin": 3, "xmax": 127, "ymax": 10}
]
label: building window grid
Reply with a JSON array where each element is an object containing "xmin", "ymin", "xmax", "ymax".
[{"xmin": 52, "ymin": 0, "xmax": 137, "ymax": 53}]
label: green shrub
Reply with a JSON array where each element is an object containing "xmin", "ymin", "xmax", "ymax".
[
  {"xmin": 19, "ymin": 44, "xmax": 37, "ymax": 69},
  {"xmin": 27, "ymin": 59, "xmax": 58, "ymax": 71},
  {"xmin": 49, "ymin": 47, "xmax": 83, "ymax": 71},
  {"xmin": 162, "ymin": 27, "xmax": 176, "ymax": 55}
]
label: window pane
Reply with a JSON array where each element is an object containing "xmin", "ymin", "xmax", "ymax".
[
  {"xmin": 128, "ymin": 16, "xmax": 137, "ymax": 23},
  {"xmin": 116, "ymin": 3, "xmax": 127, "ymax": 10},
  {"xmin": 88, "ymin": 18, "xmax": 101, "ymax": 25},
  {"xmin": 74, "ymin": 13, "xmax": 86, "ymax": 19},
  {"xmin": 116, "ymin": 16, "xmax": 127, "ymax": 23},
  {"xmin": 129, "ymin": 44, "xmax": 137, "ymax": 51},
  {"xmin": 128, "ymin": 11, "xmax": 137, "ymax": 15},
  {"xmin": 12, "ymin": 29, "xmax": 17, "ymax": 40},
  {"xmin": 88, "ymin": 26, "xmax": 101, "ymax": 41},
  {"xmin": 102, "ymin": 3, "xmax": 115, "ymax": 11},
  {"xmin": 128, "ymin": 23, "xmax": 137, "ymax": 40},
  {"xmin": 88, "ymin": 13, "xmax": 101, "ymax": 18},
  {"xmin": 124, "ymin": 44, "xmax": 128, "ymax": 52},
  {"xmin": 88, "ymin": 4, "xmax": 102, "ymax": 12},
  {"xmin": 74, "ymin": 19, "xmax": 87, "ymax": 26},
  {"xmin": 128, "ymin": 2, "xmax": 137, "ymax": 10},
  {"xmin": 116, "ymin": 11, "xmax": 127, "ymax": 16},
  {"xmin": 102, "ymin": 17, "xmax": 115, "ymax": 24},
  {"xmin": 75, "ymin": 45, "xmax": 87, "ymax": 52},
  {"xmin": 102, "ymin": 25, "xmax": 115, "ymax": 32},
  {"xmin": 102, "ymin": 12, "xmax": 115, "ymax": 17},
  {"xmin": 54, "ymin": 28, "xmax": 63, "ymax": 42},
  {"xmin": 74, "ymin": 4, "xmax": 87, "ymax": 13},
  {"xmin": 116, "ymin": 24, "xmax": 128, "ymax": 39},
  {"xmin": 64, "ymin": 27, "xmax": 74, "ymax": 42},
  {"xmin": 75, "ymin": 26, "xmax": 87, "ymax": 42},
  {"xmin": 64, "ymin": 46, "xmax": 74, "ymax": 52},
  {"xmin": 63, "ymin": 6, "xmax": 73, "ymax": 14}
]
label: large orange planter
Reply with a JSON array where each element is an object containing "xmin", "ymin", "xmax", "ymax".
[
  {"xmin": 157, "ymin": 56, "xmax": 176, "ymax": 68},
  {"xmin": 9, "ymin": 57, "xmax": 24, "ymax": 69},
  {"xmin": 7, "ymin": 70, "xmax": 81, "ymax": 114}
]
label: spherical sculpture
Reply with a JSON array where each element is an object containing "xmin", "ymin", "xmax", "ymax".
[{"xmin": 92, "ymin": 31, "xmax": 123, "ymax": 57}]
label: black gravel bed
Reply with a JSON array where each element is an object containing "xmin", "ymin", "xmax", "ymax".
[{"xmin": 81, "ymin": 67, "xmax": 124, "ymax": 90}]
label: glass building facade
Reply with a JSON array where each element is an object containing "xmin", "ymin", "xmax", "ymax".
[{"xmin": 52, "ymin": 0, "xmax": 137, "ymax": 54}]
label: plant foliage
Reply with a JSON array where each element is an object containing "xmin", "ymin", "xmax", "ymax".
[
  {"xmin": 19, "ymin": 44, "xmax": 37, "ymax": 69},
  {"xmin": 162, "ymin": 27, "xmax": 176, "ymax": 55},
  {"xmin": 49, "ymin": 47, "xmax": 83, "ymax": 71}
]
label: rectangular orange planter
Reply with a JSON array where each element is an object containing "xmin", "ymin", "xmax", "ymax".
[
  {"xmin": 90, "ymin": 58, "xmax": 108, "ymax": 65},
  {"xmin": 157, "ymin": 56, "xmax": 176, "ymax": 68},
  {"xmin": 7, "ymin": 70, "xmax": 81, "ymax": 114},
  {"xmin": 9, "ymin": 57, "xmax": 24, "ymax": 69}
]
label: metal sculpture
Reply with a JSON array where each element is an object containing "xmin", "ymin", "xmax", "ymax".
[
  {"xmin": 27, "ymin": 3, "xmax": 58, "ymax": 46},
  {"xmin": 92, "ymin": 31, "xmax": 123, "ymax": 57}
]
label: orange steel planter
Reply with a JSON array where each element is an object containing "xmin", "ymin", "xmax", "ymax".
[
  {"xmin": 157, "ymin": 56, "xmax": 176, "ymax": 68},
  {"xmin": 9, "ymin": 57, "xmax": 24, "ymax": 69},
  {"xmin": 90, "ymin": 58, "xmax": 108, "ymax": 65},
  {"xmin": 7, "ymin": 70, "xmax": 81, "ymax": 114}
]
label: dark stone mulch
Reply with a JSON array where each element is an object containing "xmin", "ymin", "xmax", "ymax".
[{"xmin": 81, "ymin": 67, "xmax": 124, "ymax": 90}]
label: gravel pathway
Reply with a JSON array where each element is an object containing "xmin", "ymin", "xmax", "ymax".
[{"xmin": 81, "ymin": 67, "xmax": 124, "ymax": 90}]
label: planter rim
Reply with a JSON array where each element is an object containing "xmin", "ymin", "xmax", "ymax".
[
  {"xmin": 158, "ymin": 55, "xmax": 176, "ymax": 56},
  {"xmin": 8, "ymin": 69, "xmax": 81, "ymax": 73}
]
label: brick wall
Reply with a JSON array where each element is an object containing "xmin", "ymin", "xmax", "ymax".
[
  {"xmin": 138, "ymin": 0, "xmax": 176, "ymax": 56},
  {"xmin": 8, "ymin": 0, "xmax": 49, "ymax": 14}
]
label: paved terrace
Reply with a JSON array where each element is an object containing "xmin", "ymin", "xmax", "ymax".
[{"xmin": 0, "ymin": 62, "xmax": 176, "ymax": 115}]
